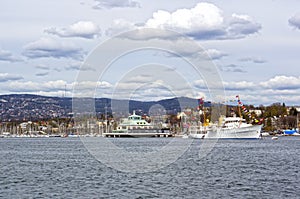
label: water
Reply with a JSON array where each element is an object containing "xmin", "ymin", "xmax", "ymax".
[{"xmin": 0, "ymin": 137, "xmax": 299, "ymax": 198}]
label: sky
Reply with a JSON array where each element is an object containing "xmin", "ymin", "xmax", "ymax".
[{"xmin": 1, "ymin": 0, "xmax": 300, "ymax": 106}]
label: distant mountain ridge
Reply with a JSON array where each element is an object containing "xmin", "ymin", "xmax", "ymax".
[{"xmin": 0, "ymin": 94, "xmax": 210, "ymax": 121}]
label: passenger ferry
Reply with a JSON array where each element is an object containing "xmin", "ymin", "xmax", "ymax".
[{"xmin": 103, "ymin": 111, "xmax": 172, "ymax": 137}]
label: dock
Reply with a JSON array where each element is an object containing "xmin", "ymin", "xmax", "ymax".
[{"xmin": 103, "ymin": 129, "xmax": 173, "ymax": 138}]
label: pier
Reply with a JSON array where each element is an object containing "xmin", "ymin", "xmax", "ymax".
[{"xmin": 103, "ymin": 129, "xmax": 173, "ymax": 138}]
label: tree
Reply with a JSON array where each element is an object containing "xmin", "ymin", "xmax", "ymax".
[
  {"xmin": 265, "ymin": 117, "xmax": 273, "ymax": 131},
  {"xmin": 289, "ymin": 107, "xmax": 298, "ymax": 116}
]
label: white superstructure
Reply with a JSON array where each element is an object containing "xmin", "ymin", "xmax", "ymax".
[
  {"xmin": 113, "ymin": 110, "xmax": 154, "ymax": 133},
  {"xmin": 205, "ymin": 116, "xmax": 262, "ymax": 139},
  {"xmin": 104, "ymin": 111, "xmax": 172, "ymax": 137}
]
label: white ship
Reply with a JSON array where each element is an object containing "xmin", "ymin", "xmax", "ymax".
[
  {"xmin": 103, "ymin": 111, "xmax": 172, "ymax": 137},
  {"xmin": 188, "ymin": 95, "xmax": 262, "ymax": 139},
  {"xmin": 205, "ymin": 116, "xmax": 263, "ymax": 139}
]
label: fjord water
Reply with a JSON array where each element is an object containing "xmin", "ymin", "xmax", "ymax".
[{"xmin": 0, "ymin": 137, "xmax": 299, "ymax": 198}]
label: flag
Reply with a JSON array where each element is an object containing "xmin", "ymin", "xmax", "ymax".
[{"xmin": 198, "ymin": 98, "xmax": 204, "ymax": 105}]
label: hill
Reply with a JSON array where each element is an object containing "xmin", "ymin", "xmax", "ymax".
[{"xmin": 0, "ymin": 94, "xmax": 210, "ymax": 121}]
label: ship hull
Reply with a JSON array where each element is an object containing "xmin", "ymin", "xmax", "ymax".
[
  {"xmin": 189, "ymin": 133, "xmax": 206, "ymax": 139},
  {"xmin": 105, "ymin": 128, "xmax": 173, "ymax": 138},
  {"xmin": 205, "ymin": 125, "xmax": 262, "ymax": 139}
]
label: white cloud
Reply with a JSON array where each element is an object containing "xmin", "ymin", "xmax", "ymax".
[
  {"xmin": 8, "ymin": 80, "xmax": 69, "ymax": 92},
  {"xmin": 223, "ymin": 76, "xmax": 300, "ymax": 105},
  {"xmin": 121, "ymin": 75, "xmax": 153, "ymax": 84},
  {"xmin": 73, "ymin": 81, "xmax": 113, "ymax": 98},
  {"xmin": 204, "ymin": 49, "xmax": 228, "ymax": 60},
  {"xmin": 23, "ymin": 37, "xmax": 84, "ymax": 59},
  {"xmin": 289, "ymin": 13, "xmax": 300, "ymax": 29},
  {"xmin": 260, "ymin": 76, "xmax": 300, "ymax": 90},
  {"xmin": 0, "ymin": 49, "xmax": 22, "ymax": 62},
  {"xmin": 146, "ymin": 3, "xmax": 223, "ymax": 32},
  {"xmin": 0, "ymin": 73, "xmax": 23, "ymax": 82},
  {"xmin": 106, "ymin": 19, "xmax": 138, "ymax": 36},
  {"xmin": 108, "ymin": 79, "xmax": 188, "ymax": 100},
  {"xmin": 105, "ymin": 3, "xmax": 261, "ymax": 40},
  {"xmin": 220, "ymin": 64, "xmax": 246, "ymax": 73},
  {"xmin": 45, "ymin": 21, "xmax": 101, "ymax": 39},
  {"xmin": 239, "ymin": 57, "xmax": 266, "ymax": 64},
  {"xmin": 223, "ymin": 81, "xmax": 255, "ymax": 91},
  {"xmin": 2, "ymin": 75, "xmax": 300, "ymax": 106},
  {"xmin": 121, "ymin": 2, "xmax": 261, "ymax": 40},
  {"xmin": 65, "ymin": 62, "xmax": 96, "ymax": 72},
  {"xmin": 106, "ymin": 2, "xmax": 261, "ymax": 40},
  {"xmin": 93, "ymin": 0, "xmax": 140, "ymax": 9},
  {"xmin": 2, "ymin": 80, "xmax": 111, "ymax": 97}
]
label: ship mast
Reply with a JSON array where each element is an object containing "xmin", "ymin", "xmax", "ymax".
[
  {"xmin": 199, "ymin": 97, "xmax": 207, "ymax": 126},
  {"xmin": 236, "ymin": 95, "xmax": 242, "ymax": 118}
]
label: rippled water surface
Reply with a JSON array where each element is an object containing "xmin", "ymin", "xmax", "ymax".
[{"xmin": 0, "ymin": 137, "xmax": 299, "ymax": 198}]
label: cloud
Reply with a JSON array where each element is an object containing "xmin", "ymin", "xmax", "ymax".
[
  {"xmin": 35, "ymin": 72, "xmax": 49, "ymax": 77},
  {"xmin": 223, "ymin": 81, "xmax": 255, "ymax": 91},
  {"xmin": 0, "ymin": 49, "xmax": 22, "ymax": 62},
  {"xmin": 221, "ymin": 76, "xmax": 300, "ymax": 105},
  {"xmin": 65, "ymin": 65, "xmax": 81, "ymax": 71},
  {"xmin": 3, "ymin": 75, "xmax": 300, "ymax": 105},
  {"xmin": 8, "ymin": 80, "xmax": 69, "ymax": 92},
  {"xmin": 204, "ymin": 49, "xmax": 228, "ymax": 60},
  {"xmin": 0, "ymin": 73, "xmax": 23, "ymax": 82},
  {"xmin": 109, "ymin": 2, "xmax": 261, "ymax": 40},
  {"xmin": 260, "ymin": 76, "xmax": 300, "ymax": 90},
  {"xmin": 239, "ymin": 57, "xmax": 266, "ymax": 64},
  {"xmin": 108, "ymin": 79, "xmax": 184, "ymax": 100},
  {"xmin": 289, "ymin": 13, "xmax": 300, "ymax": 29},
  {"xmin": 226, "ymin": 13, "xmax": 262, "ymax": 39},
  {"xmin": 12, "ymin": 80, "xmax": 110, "ymax": 97},
  {"xmin": 220, "ymin": 64, "xmax": 246, "ymax": 73},
  {"xmin": 23, "ymin": 37, "xmax": 84, "ymax": 59},
  {"xmin": 167, "ymin": 47, "xmax": 227, "ymax": 60},
  {"xmin": 145, "ymin": 3, "xmax": 223, "ymax": 34},
  {"xmin": 64, "ymin": 62, "xmax": 96, "ymax": 71},
  {"xmin": 93, "ymin": 0, "xmax": 140, "ymax": 9},
  {"xmin": 135, "ymin": 38, "xmax": 227, "ymax": 59},
  {"xmin": 45, "ymin": 21, "xmax": 101, "ymax": 39},
  {"xmin": 107, "ymin": 3, "xmax": 261, "ymax": 40},
  {"xmin": 222, "ymin": 76, "xmax": 300, "ymax": 105},
  {"xmin": 121, "ymin": 75, "xmax": 153, "ymax": 84},
  {"xmin": 106, "ymin": 19, "xmax": 138, "ymax": 36},
  {"xmin": 35, "ymin": 64, "xmax": 50, "ymax": 70},
  {"xmin": 151, "ymin": 39, "xmax": 209, "ymax": 58},
  {"xmin": 73, "ymin": 81, "xmax": 113, "ymax": 93}
]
